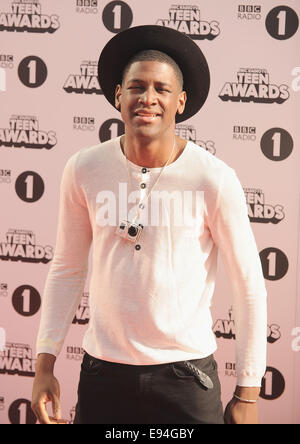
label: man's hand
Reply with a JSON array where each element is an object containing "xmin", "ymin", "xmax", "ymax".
[
  {"xmin": 224, "ymin": 386, "xmax": 260, "ymax": 424},
  {"xmin": 31, "ymin": 353, "xmax": 61, "ymax": 424}
]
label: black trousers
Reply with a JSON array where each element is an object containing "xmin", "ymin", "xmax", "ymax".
[{"xmin": 74, "ymin": 352, "xmax": 224, "ymax": 424}]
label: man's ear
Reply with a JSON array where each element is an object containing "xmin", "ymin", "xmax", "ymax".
[
  {"xmin": 115, "ymin": 84, "xmax": 122, "ymax": 109},
  {"xmin": 177, "ymin": 90, "xmax": 187, "ymax": 115}
]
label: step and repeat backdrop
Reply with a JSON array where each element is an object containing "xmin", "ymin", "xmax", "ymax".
[{"xmin": 0, "ymin": 0, "xmax": 299, "ymax": 424}]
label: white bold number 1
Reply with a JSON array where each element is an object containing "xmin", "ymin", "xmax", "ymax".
[
  {"xmin": 264, "ymin": 371, "xmax": 273, "ymax": 396},
  {"xmin": 112, "ymin": 4, "xmax": 121, "ymax": 29},
  {"xmin": 18, "ymin": 403, "xmax": 27, "ymax": 424},
  {"xmin": 271, "ymin": 132, "xmax": 281, "ymax": 157},
  {"xmin": 109, "ymin": 122, "xmax": 118, "ymax": 139},
  {"xmin": 25, "ymin": 175, "xmax": 34, "ymax": 199},
  {"xmin": 27, "ymin": 60, "xmax": 36, "ymax": 84},
  {"xmin": 267, "ymin": 251, "xmax": 276, "ymax": 277},
  {"xmin": 277, "ymin": 10, "xmax": 286, "ymax": 36},
  {"xmin": 22, "ymin": 288, "xmax": 31, "ymax": 313}
]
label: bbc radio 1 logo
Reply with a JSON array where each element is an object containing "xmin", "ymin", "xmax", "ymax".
[
  {"xmin": 0, "ymin": 229, "xmax": 53, "ymax": 264},
  {"xmin": 0, "ymin": 115, "xmax": 57, "ymax": 150},
  {"xmin": 244, "ymin": 188, "xmax": 285, "ymax": 224},
  {"xmin": 64, "ymin": 61, "xmax": 102, "ymax": 95},
  {"xmin": 156, "ymin": 5, "xmax": 220, "ymax": 40},
  {"xmin": 175, "ymin": 124, "xmax": 216, "ymax": 155},
  {"xmin": 0, "ymin": 0, "xmax": 60, "ymax": 33},
  {"xmin": 219, "ymin": 68, "xmax": 289, "ymax": 104},
  {"xmin": 234, "ymin": 125, "xmax": 295, "ymax": 161}
]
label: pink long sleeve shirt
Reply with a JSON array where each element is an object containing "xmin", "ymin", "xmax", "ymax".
[{"xmin": 36, "ymin": 137, "xmax": 267, "ymax": 387}]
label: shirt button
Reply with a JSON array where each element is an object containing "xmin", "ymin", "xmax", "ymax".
[
  {"xmin": 135, "ymin": 244, "xmax": 141, "ymax": 251},
  {"xmin": 140, "ymin": 183, "xmax": 146, "ymax": 189},
  {"xmin": 139, "ymin": 203, "xmax": 145, "ymax": 209},
  {"xmin": 141, "ymin": 167, "xmax": 147, "ymax": 174}
]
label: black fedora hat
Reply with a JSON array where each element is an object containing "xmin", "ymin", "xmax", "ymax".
[{"xmin": 98, "ymin": 25, "xmax": 210, "ymax": 123}]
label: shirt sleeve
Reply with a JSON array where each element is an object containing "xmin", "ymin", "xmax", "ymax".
[
  {"xmin": 36, "ymin": 151, "xmax": 93, "ymax": 357},
  {"xmin": 208, "ymin": 166, "xmax": 267, "ymax": 387}
]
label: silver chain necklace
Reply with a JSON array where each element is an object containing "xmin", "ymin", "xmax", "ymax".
[{"xmin": 115, "ymin": 139, "xmax": 176, "ymax": 245}]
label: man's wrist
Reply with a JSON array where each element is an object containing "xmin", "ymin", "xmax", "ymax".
[
  {"xmin": 234, "ymin": 386, "xmax": 260, "ymax": 400},
  {"xmin": 35, "ymin": 353, "xmax": 56, "ymax": 375}
]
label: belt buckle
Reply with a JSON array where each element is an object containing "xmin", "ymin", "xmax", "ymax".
[{"xmin": 183, "ymin": 361, "xmax": 214, "ymax": 390}]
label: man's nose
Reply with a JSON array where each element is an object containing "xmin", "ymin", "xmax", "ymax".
[{"xmin": 139, "ymin": 87, "xmax": 158, "ymax": 105}]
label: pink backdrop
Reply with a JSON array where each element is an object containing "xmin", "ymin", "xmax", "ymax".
[{"xmin": 0, "ymin": 0, "xmax": 299, "ymax": 424}]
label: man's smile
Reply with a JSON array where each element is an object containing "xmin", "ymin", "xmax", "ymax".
[{"xmin": 133, "ymin": 109, "xmax": 162, "ymax": 123}]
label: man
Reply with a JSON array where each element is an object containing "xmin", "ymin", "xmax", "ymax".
[{"xmin": 31, "ymin": 25, "xmax": 267, "ymax": 424}]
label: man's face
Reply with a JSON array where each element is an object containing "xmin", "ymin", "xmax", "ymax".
[{"xmin": 115, "ymin": 60, "xmax": 186, "ymax": 140}]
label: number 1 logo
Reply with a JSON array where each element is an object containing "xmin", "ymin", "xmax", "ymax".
[
  {"xmin": 18, "ymin": 56, "xmax": 47, "ymax": 88},
  {"xmin": 266, "ymin": 6, "xmax": 299, "ymax": 40},
  {"xmin": 260, "ymin": 128, "xmax": 293, "ymax": 161},
  {"xmin": 102, "ymin": 1, "xmax": 133, "ymax": 33},
  {"xmin": 259, "ymin": 247, "xmax": 289, "ymax": 281}
]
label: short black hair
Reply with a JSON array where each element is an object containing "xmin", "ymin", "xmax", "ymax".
[{"xmin": 121, "ymin": 49, "xmax": 184, "ymax": 91}]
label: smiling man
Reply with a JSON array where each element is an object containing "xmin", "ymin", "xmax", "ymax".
[{"xmin": 31, "ymin": 25, "xmax": 267, "ymax": 425}]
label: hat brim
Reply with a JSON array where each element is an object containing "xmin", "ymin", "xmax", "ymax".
[{"xmin": 98, "ymin": 25, "xmax": 210, "ymax": 123}]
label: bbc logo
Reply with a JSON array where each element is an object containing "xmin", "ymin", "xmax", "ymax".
[
  {"xmin": 66, "ymin": 346, "xmax": 84, "ymax": 354},
  {"xmin": 233, "ymin": 126, "xmax": 256, "ymax": 134},
  {"xmin": 238, "ymin": 5, "xmax": 261, "ymax": 13},
  {"xmin": 74, "ymin": 116, "xmax": 95, "ymax": 124},
  {"xmin": 76, "ymin": 0, "xmax": 98, "ymax": 6}
]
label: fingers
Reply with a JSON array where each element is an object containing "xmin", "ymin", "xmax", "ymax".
[
  {"xmin": 31, "ymin": 393, "xmax": 61, "ymax": 424},
  {"xmin": 32, "ymin": 399, "xmax": 52, "ymax": 424}
]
